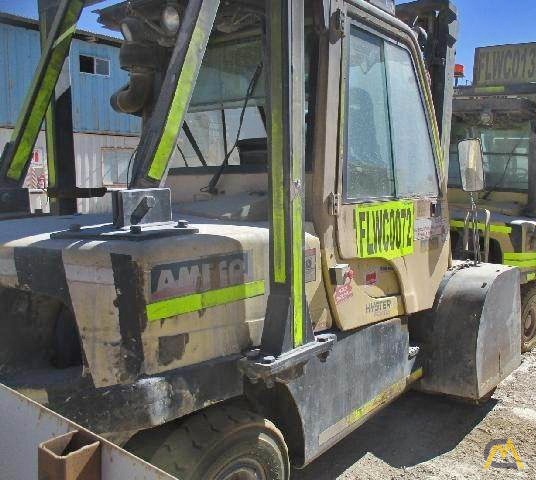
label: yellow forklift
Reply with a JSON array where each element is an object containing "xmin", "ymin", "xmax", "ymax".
[
  {"xmin": 0, "ymin": 1, "xmax": 522, "ymax": 478},
  {"xmin": 449, "ymin": 42, "xmax": 536, "ymax": 352}
]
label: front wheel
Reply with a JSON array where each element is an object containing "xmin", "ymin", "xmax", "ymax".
[
  {"xmin": 126, "ymin": 404, "xmax": 290, "ymax": 480},
  {"xmin": 521, "ymin": 283, "xmax": 536, "ymax": 352}
]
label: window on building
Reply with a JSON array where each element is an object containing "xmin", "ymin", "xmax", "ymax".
[
  {"xmin": 344, "ymin": 26, "xmax": 439, "ymax": 201},
  {"xmin": 79, "ymin": 55, "xmax": 110, "ymax": 76},
  {"xmin": 102, "ymin": 148, "xmax": 133, "ymax": 186}
]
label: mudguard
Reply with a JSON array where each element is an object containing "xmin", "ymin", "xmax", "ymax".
[{"xmin": 412, "ymin": 262, "xmax": 521, "ymax": 401}]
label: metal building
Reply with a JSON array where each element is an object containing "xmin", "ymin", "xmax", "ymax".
[{"xmin": 0, "ymin": 12, "xmax": 141, "ymax": 213}]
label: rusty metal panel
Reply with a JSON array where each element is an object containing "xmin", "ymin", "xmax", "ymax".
[
  {"xmin": 0, "ymin": 383, "xmax": 177, "ymax": 480},
  {"xmin": 474, "ymin": 43, "xmax": 536, "ymax": 87}
]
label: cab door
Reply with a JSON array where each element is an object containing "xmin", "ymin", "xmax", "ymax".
[{"xmin": 330, "ymin": 12, "xmax": 450, "ymax": 331}]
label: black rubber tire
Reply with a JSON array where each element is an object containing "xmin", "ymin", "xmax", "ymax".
[
  {"xmin": 126, "ymin": 404, "xmax": 290, "ymax": 480},
  {"xmin": 521, "ymin": 283, "xmax": 536, "ymax": 353}
]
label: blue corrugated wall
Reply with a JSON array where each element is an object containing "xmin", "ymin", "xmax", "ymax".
[
  {"xmin": 70, "ymin": 39, "xmax": 141, "ymax": 135},
  {"xmin": 0, "ymin": 22, "xmax": 40, "ymax": 127},
  {"xmin": 0, "ymin": 21, "xmax": 141, "ymax": 135}
]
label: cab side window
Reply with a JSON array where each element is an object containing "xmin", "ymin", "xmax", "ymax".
[
  {"xmin": 345, "ymin": 28, "xmax": 395, "ymax": 200},
  {"xmin": 385, "ymin": 44, "xmax": 438, "ymax": 197},
  {"xmin": 344, "ymin": 26, "xmax": 439, "ymax": 201}
]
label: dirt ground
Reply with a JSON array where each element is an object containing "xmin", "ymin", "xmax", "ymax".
[{"xmin": 294, "ymin": 350, "xmax": 536, "ymax": 480}]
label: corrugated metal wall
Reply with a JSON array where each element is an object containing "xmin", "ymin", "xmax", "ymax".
[
  {"xmin": 74, "ymin": 133, "xmax": 139, "ymax": 213},
  {"xmin": 69, "ymin": 39, "xmax": 141, "ymax": 135},
  {"xmin": 0, "ymin": 22, "xmax": 41, "ymax": 127},
  {"xmin": 0, "ymin": 21, "xmax": 141, "ymax": 135},
  {"xmin": 0, "ymin": 18, "xmax": 146, "ymax": 215},
  {"xmin": 0, "ymin": 128, "xmax": 140, "ymax": 214}
]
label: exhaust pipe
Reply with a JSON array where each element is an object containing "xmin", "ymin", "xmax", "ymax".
[
  {"xmin": 111, "ymin": 17, "xmax": 158, "ymax": 116},
  {"xmin": 111, "ymin": 73, "xmax": 153, "ymax": 114}
]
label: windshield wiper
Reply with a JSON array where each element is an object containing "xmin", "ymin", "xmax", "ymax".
[{"xmin": 182, "ymin": 121, "xmax": 207, "ymax": 167}]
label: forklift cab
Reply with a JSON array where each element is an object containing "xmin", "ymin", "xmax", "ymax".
[{"xmin": 94, "ymin": 0, "xmax": 453, "ymax": 333}]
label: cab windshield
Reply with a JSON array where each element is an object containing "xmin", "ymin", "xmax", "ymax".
[
  {"xmin": 170, "ymin": 31, "xmax": 314, "ymax": 171},
  {"xmin": 449, "ymin": 121, "xmax": 531, "ymax": 192},
  {"xmin": 172, "ymin": 35, "xmax": 266, "ymax": 169}
]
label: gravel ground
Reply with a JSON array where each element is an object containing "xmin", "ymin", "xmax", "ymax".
[{"xmin": 294, "ymin": 350, "xmax": 536, "ymax": 480}]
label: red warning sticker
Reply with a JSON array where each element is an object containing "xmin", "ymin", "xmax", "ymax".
[
  {"xmin": 365, "ymin": 271, "xmax": 377, "ymax": 285},
  {"xmin": 334, "ymin": 283, "xmax": 353, "ymax": 305}
]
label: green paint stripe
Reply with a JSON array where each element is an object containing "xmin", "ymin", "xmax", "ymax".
[
  {"xmin": 503, "ymin": 252, "xmax": 536, "ymax": 267},
  {"xmin": 450, "ymin": 220, "xmax": 512, "ymax": 234},
  {"xmin": 290, "ymin": 1, "xmax": 305, "ymax": 347},
  {"xmin": 348, "ymin": 367, "xmax": 423, "ymax": 423},
  {"xmin": 40, "ymin": 17, "xmax": 57, "ymax": 188},
  {"xmin": 319, "ymin": 368, "xmax": 423, "ymax": 445},
  {"xmin": 270, "ymin": 3, "xmax": 286, "ymax": 284},
  {"xmin": 51, "ymin": 23, "xmax": 76, "ymax": 49},
  {"xmin": 504, "ymin": 253, "xmax": 536, "ymax": 260},
  {"xmin": 146, "ymin": 280, "xmax": 265, "ymax": 321},
  {"xmin": 7, "ymin": 0, "xmax": 83, "ymax": 181},
  {"xmin": 292, "ymin": 199, "xmax": 304, "ymax": 346},
  {"xmin": 504, "ymin": 260, "xmax": 536, "ymax": 268},
  {"xmin": 338, "ymin": 24, "xmax": 348, "ymax": 162},
  {"xmin": 147, "ymin": 2, "xmax": 219, "ymax": 181},
  {"xmin": 474, "ymin": 86, "xmax": 505, "ymax": 94}
]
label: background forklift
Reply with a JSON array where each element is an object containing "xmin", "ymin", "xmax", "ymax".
[
  {"xmin": 0, "ymin": 0, "xmax": 523, "ymax": 479},
  {"xmin": 449, "ymin": 42, "xmax": 536, "ymax": 352}
]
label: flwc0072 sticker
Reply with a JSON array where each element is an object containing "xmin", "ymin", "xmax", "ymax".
[{"xmin": 354, "ymin": 201, "xmax": 414, "ymax": 260}]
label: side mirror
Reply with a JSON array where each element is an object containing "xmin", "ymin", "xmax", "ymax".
[{"xmin": 458, "ymin": 139, "xmax": 485, "ymax": 192}]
